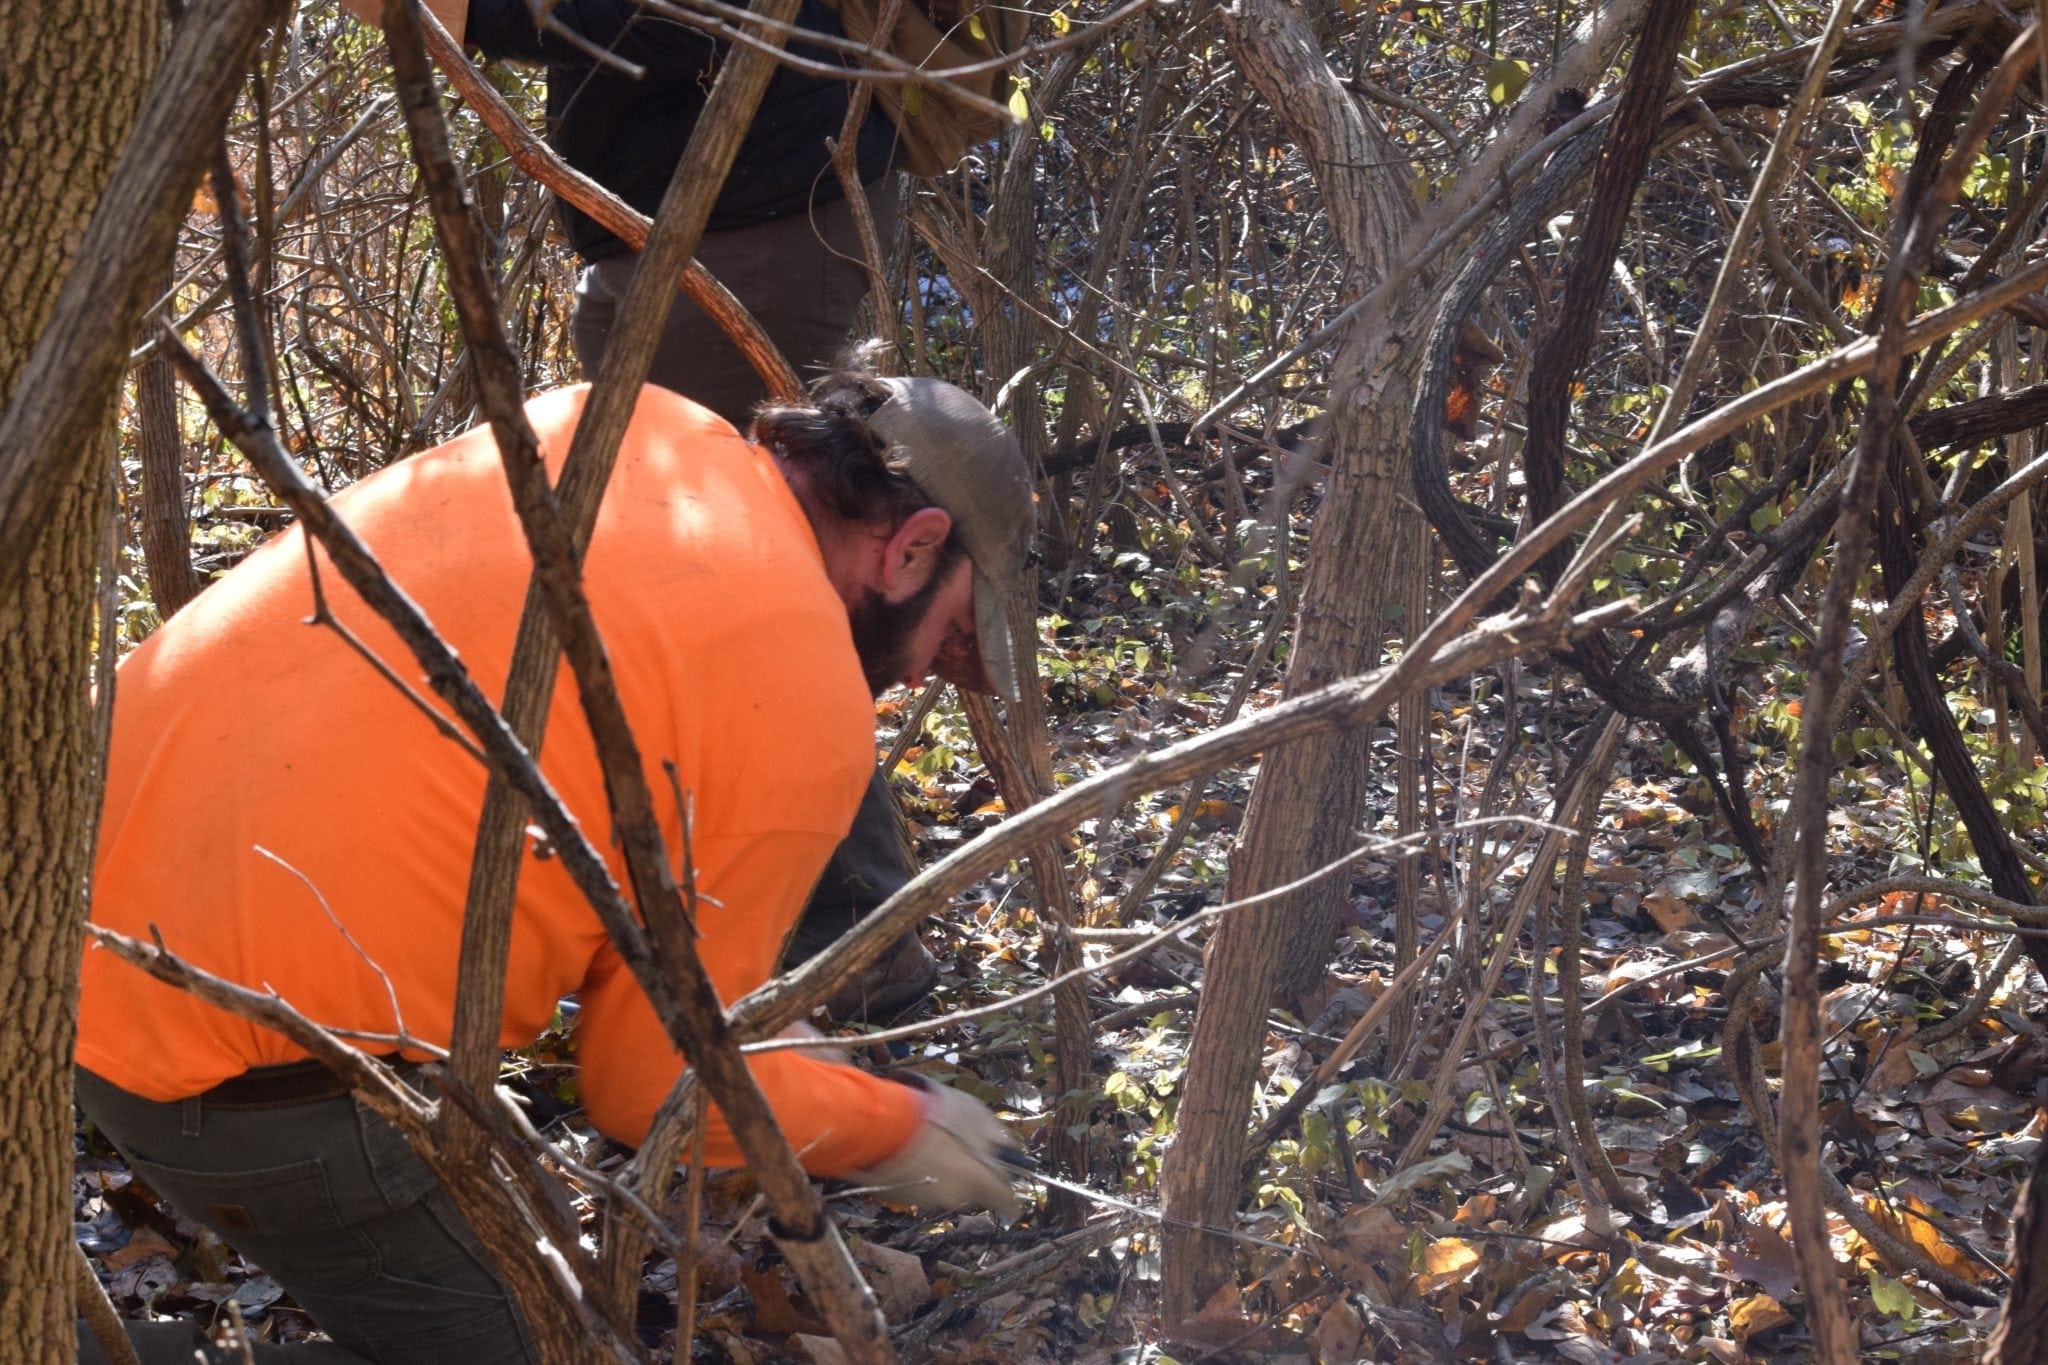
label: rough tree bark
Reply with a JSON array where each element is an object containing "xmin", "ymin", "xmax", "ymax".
[
  {"xmin": 0, "ymin": 0, "xmax": 288, "ymax": 1355},
  {"xmin": 0, "ymin": 2, "xmax": 163, "ymax": 1358},
  {"xmin": 1157, "ymin": 0, "xmax": 1647, "ymax": 1317},
  {"xmin": 134, "ymin": 272, "xmax": 201, "ymax": 619},
  {"xmin": 1987, "ymin": 1137, "xmax": 2048, "ymax": 1363}
]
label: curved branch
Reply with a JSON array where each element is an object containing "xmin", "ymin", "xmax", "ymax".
[
  {"xmin": 415, "ymin": 11, "xmax": 802, "ymax": 401},
  {"xmin": 1523, "ymin": 0, "xmax": 1696, "ymax": 579}
]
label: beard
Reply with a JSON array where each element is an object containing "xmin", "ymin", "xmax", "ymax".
[{"xmin": 848, "ymin": 569, "xmax": 948, "ymax": 697}]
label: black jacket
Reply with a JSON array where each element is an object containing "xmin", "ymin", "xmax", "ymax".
[{"xmin": 467, "ymin": 0, "xmax": 896, "ymax": 260}]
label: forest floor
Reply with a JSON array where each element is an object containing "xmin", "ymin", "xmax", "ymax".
[{"xmin": 74, "ymin": 531, "xmax": 2038, "ymax": 1363}]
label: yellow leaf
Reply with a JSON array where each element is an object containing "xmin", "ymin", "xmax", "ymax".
[
  {"xmin": 1007, "ymin": 86, "xmax": 1030, "ymax": 122},
  {"xmin": 1049, "ymin": 7, "xmax": 1069, "ymax": 33},
  {"xmin": 1729, "ymin": 1292, "xmax": 1791, "ymax": 1344},
  {"xmin": 1415, "ymin": 1237, "xmax": 1481, "ymax": 1295},
  {"xmin": 1425, "ymin": 1238, "xmax": 1478, "ymax": 1275}
]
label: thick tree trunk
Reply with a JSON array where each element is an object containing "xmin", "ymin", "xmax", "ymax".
[
  {"xmin": 2, "ymin": 0, "xmax": 281, "ymax": 1352},
  {"xmin": 1160, "ymin": 326, "xmax": 1421, "ymax": 1313},
  {"xmin": 0, "ymin": 1, "xmax": 165, "ymax": 1357}
]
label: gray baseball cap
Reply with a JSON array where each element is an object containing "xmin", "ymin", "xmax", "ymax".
[{"xmin": 863, "ymin": 377, "xmax": 1036, "ymax": 701}]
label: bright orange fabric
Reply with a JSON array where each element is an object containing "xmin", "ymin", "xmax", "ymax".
[{"xmin": 78, "ymin": 384, "xmax": 922, "ymax": 1175}]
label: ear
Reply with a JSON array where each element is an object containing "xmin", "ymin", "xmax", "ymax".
[{"xmin": 878, "ymin": 507, "xmax": 954, "ymax": 603}]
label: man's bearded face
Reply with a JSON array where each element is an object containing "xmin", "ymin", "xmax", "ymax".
[{"xmin": 848, "ymin": 568, "xmax": 950, "ymax": 697}]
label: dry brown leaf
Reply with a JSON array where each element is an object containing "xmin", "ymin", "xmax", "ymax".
[
  {"xmin": 1493, "ymin": 1282, "xmax": 1555, "ymax": 1333},
  {"xmin": 1642, "ymin": 890, "xmax": 1696, "ymax": 933},
  {"xmin": 739, "ymin": 1259, "xmax": 823, "ymax": 1336},
  {"xmin": 1309, "ymin": 1295, "xmax": 1365, "ymax": 1362},
  {"xmin": 853, "ymin": 1241, "xmax": 931, "ymax": 1318},
  {"xmin": 1424, "ymin": 1237, "xmax": 1479, "ymax": 1276},
  {"xmin": 1320, "ymin": 1243, "xmax": 1393, "ymax": 1304},
  {"xmin": 1868, "ymin": 1038, "xmax": 1920, "ymax": 1092},
  {"xmin": 1336, "ymin": 1204, "xmax": 1411, "ymax": 1264},
  {"xmin": 1727, "ymin": 1213, "xmax": 1799, "ymax": 1302},
  {"xmin": 1194, "ymin": 1279, "xmax": 1246, "ymax": 1324},
  {"xmin": 99, "ymin": 1227, "xmax": 177, "ymax": 1272},
  {"xmin": 792, "ymin": 1335, "xmax": 849, "ymax": 1365},
  {"xmin": 1453, "ymin": 1193, "xmax": 1499, "ymax": 1226}
]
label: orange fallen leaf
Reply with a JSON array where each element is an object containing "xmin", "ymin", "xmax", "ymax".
[
  {"xmin": 1643, "ymin": 890, "xmax": 1696, "ymax": 933},
  {"xmin": 1494, "ymin": 1283, "xmax": 1555, "ymax": 1333},
  {"xmin": 1729, "ymin": 1292, "xmax": 1791, "ymax": 1345},
  {"xmin": 100, "ymin": 1227, "xmax": 177, "ymax": 1272},
  {"xmin": 1453, "ymin": 1193, "xmax": 1499, "ymax": 1225},
  {"xmin": 1416, "ymin": 1236, "xmax": 1482, "ymax": 1295},
  {"xmin": 1858, "ymin": 1194, "xmax": 1989, "ymax": 1283}
]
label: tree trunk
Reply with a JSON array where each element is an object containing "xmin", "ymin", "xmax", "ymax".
[
  {"xmin": 3, "ymin": 0, "xmax": 282, "ymax": 1351},
  {"xmin": 1157, "ymin": 0, "xmax": 1649, "ymax": 1319},
  {"xmin": 0, "ymin": 0, "xmax": 165, "ymax": 1356},
  {"xmin": 135, "ymin": 282, "xmax": 200, "ymax": 618},
  {"xmin": 1987, "ymin": 1137, "xmax": 2048, "ymax": 1363},
  {"xmin": 1157, "ymin": 0, "xmax": 1417, "ymax": 1316}
]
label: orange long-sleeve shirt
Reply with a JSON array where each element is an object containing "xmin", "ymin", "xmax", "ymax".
[{"xmin": 77, "ymin": 384, "xmax": 922, "ymax": 1174}]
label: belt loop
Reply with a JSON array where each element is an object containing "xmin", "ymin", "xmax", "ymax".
[{"xmin": 181, "ymin": 1095, "xmax": 202, "ymax": 1138}]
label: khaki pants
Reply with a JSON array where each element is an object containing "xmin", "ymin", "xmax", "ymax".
[{"xmin": 571, "ymin": 177, "xmax": 902, "ymax": 429}]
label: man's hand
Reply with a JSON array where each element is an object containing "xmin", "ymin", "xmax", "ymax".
[{"xmin": 847, "ymin": 1079, "xmax": 1026, "ymax": 1219}]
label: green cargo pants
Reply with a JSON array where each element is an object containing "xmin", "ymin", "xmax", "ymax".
[{"xmin": 76, "ymin": 1066, "xmax": 536, "ymax": 1364}]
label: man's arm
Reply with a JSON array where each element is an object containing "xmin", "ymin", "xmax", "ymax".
[
  {"xmin": 577, "ymin": 945, "xmax": 1022, "ymax": 1215},
  {"xmin": 574, "ymin": 942, "xmax": 925, "ymax": 1174}
]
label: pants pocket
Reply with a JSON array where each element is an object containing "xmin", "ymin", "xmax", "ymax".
[{"xmin": 119, "ymin": 1152, "xmax": 382, "ymax": 1294}]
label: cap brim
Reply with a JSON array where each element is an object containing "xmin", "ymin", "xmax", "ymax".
[{"xmin": 973, "ymin": 566, "xmax": 1023, "ymax": 703}]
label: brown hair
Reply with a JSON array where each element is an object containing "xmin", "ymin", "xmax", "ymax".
[{"xmin": 751, "ymin": 353, "xmax": 932, "ymax": 527}]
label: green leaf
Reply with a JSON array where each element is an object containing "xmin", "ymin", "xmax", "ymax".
[
  {"xmin": 968, "ymin": 12, "xmax": 985, "ymax": 40},
  {"xmin": 1485, "ymin": 56, "xmax": 1532, "ymax": 105},
  {"xmin": 1007, "ymin": 85, "xmax": 1030, "ymax": 122},
  {"xmin": 1868, "ymin": 1270, "xmax": 1916, "ymax": 1321}
]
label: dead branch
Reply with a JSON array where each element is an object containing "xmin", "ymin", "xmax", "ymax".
[{"xmin": 385, "ymin": 0, "xmax": 899, "ymax": 1352}]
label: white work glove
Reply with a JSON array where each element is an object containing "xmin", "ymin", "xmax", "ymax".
[{"xmin": 846, "ymin": 1078, "xmax": 1027, "ymax": 1220}]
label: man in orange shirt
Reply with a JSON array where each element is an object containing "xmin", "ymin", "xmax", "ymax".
[{"xmin": 76, "ymin": 367, "xmax": 1031, "ymax": 1363}]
